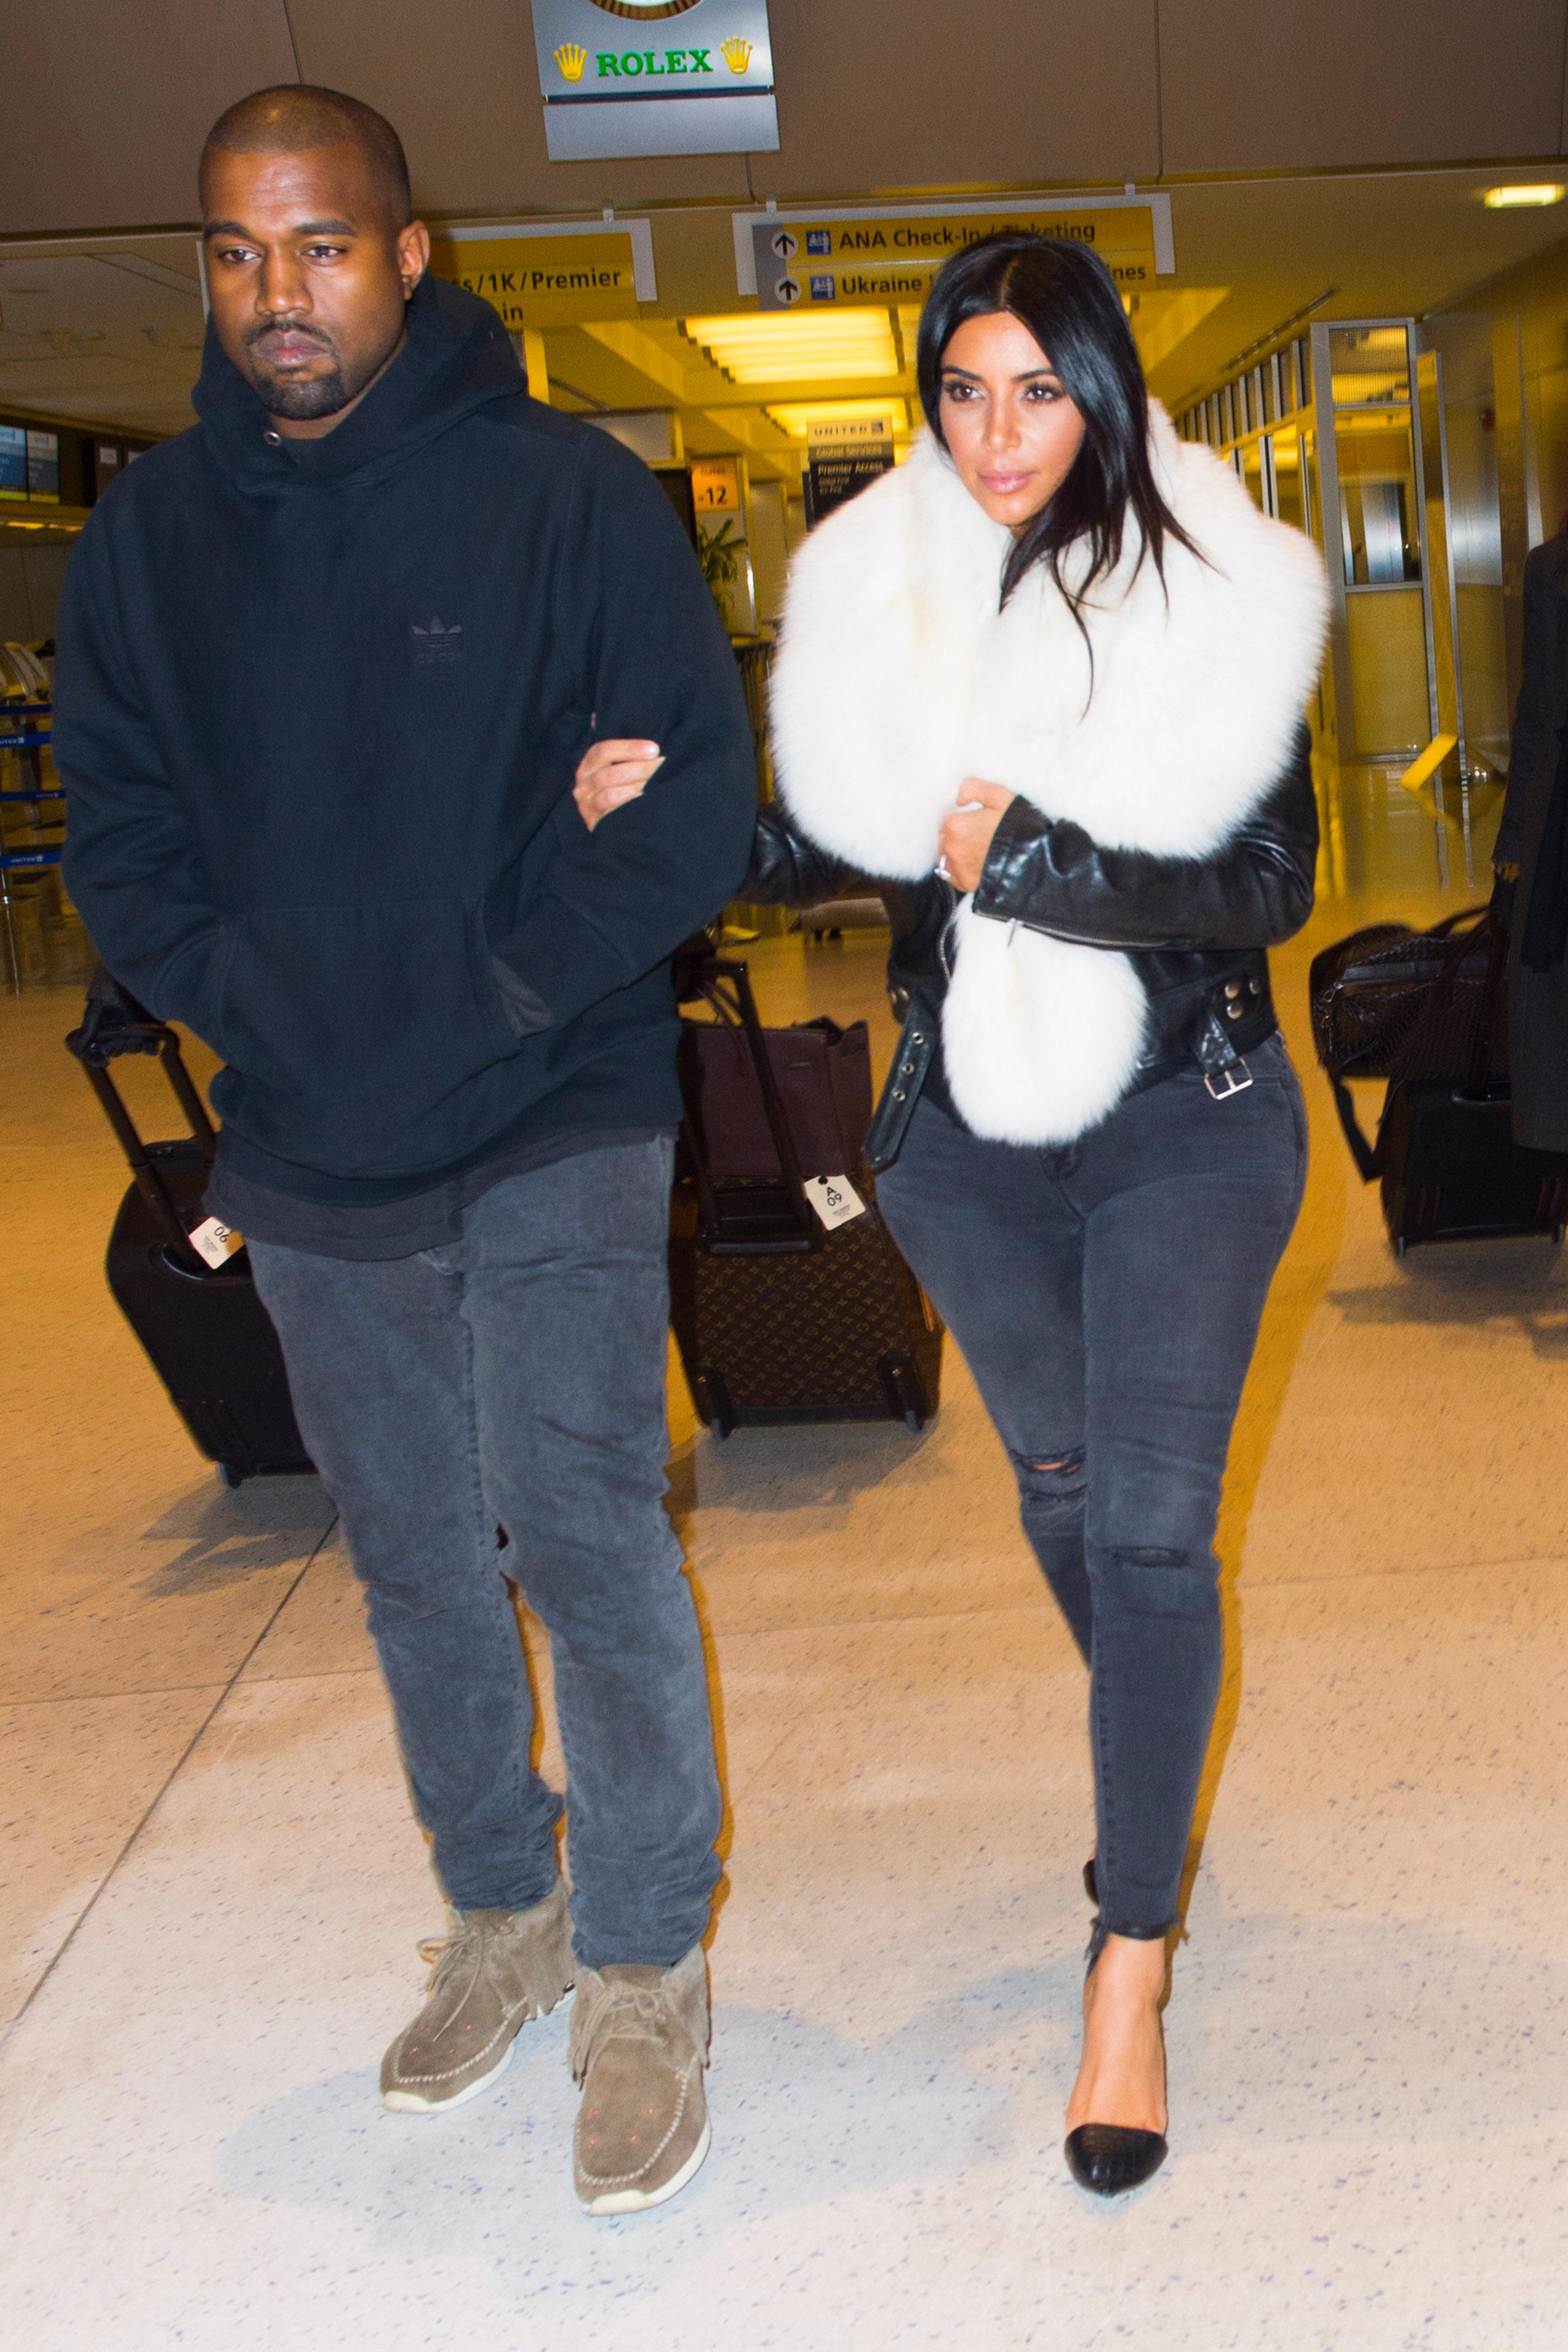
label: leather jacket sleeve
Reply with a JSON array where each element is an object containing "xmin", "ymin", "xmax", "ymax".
[
  {"xmin": 971, "ymin": 723, "xmax": 1318, "ymax": 953},
  {"xmin": 742, "ymin": 802, "xmax": 861, "ymax": 907}
]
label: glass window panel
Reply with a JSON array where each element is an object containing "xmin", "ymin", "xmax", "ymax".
[
  {"xmin": 1335, "ymin": 412, "xmax": 1421, "ymax": 583},
  {"xmin": 1330, "ymin": 325, "xmax": 1411, "ymax": 408},
  {"xmin": 1241, "ymin": 438, "xmax": 1267, "ymax": 513},
  {"xmin": 1272, "ymin": 425, "xmax": 1305, "ymax": 531},
  {"xmin": 1265, "ymin": 355, "xmax": 1281, "ymax": 425},
  {"xmin": 1300, "ymin": 425, "xmax": 1318, "ymax": 544}
]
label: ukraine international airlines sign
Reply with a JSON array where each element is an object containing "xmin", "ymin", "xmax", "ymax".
[{"xmin": 531, "ymin": 0, "xmax": 777, "ymax": 159}]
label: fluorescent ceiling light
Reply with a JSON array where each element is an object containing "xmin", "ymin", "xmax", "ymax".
[
  {"xmin": 683, "ymin": 309, "xmax": 900, "ymax": 384},
  {"xmin": 1482, "ymin": 184, "xmax": 1565, "ymax": 208},
  {"xmin": 765, "ymin": 399, "xmax": 912, "ymax": 440}
]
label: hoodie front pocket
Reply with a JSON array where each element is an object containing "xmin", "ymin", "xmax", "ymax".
[{"xmin": 211, "ymin": 899, "xmax": 522, "ymax": 1172}]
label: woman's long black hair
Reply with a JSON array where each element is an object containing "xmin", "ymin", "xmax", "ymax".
[{"xmin": 917, "ymin": 231, "xmax": 1203, "ymax": 621}]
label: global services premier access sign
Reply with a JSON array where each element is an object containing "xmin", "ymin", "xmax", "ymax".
[{"xmin": 531, "ymin": 0, "xmax": 777, "ymax": 161}]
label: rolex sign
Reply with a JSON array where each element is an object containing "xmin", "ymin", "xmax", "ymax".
[{"xmin": 531, "ymin": 0, "xmax": 778, "ymax": 160}]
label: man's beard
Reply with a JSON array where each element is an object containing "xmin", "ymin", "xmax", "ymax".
[
  {"xmin": 255, "ymin": 363, "xmax": 353, "ymax": 420},
  {"xmin": 242, "ymin": 324, "xmax": 355, "ymax": 421}
]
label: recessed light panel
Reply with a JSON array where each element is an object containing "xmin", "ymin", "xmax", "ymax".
[
  {"xmin": 683, "ymin": 309, "xmax": 900, "ymax": 384},
  {"xmin": 1482, "ymin": 184, "xmax": 1565, "ymax": 208}
]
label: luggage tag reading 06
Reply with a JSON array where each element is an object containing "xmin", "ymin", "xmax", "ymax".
[
  {"xmin": 188, "ymin": 1215, "xmax": 243, "ymax": 1270},
  {"xmin": 803, "ymin": 1173, "xmax": 868, "ymax": 1232}
]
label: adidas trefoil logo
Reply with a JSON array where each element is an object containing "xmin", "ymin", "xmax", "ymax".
[{"xmin": 411, "ymin": 615, "xmax": 465, "ymax": 667}]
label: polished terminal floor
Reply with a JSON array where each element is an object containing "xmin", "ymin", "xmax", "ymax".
[{"xmin": 3, "ymin": 763, "xmax": 1566, "ymax": 2351}]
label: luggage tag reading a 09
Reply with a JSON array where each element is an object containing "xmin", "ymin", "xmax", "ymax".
[
  {"xmin": 188, "ymin": 1215, "xmax": 244, "ymax": 1269},
  {"xmin": 803, "ymin": 1173, "xmax": 868, "ymax": 1232}
]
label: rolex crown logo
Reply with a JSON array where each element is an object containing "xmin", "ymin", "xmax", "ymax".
[
  {"xmin": 720, "ymin": 37, "xmax": 753, "ymax": 73},
  {"xmin": 554, "ymin": 42, "xmax": 587, "ymax": 80}
]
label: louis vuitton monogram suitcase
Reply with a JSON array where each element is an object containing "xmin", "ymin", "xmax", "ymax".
[{"xmin": 668, "ymin": 951, "xmax": 942, "ymax": 1437}]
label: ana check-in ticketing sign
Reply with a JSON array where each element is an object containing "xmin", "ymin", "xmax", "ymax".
[
  {"xmin": 531, "ymin": 0, "xmax": 777, "ymax": 161},
  {"xmin": 742, "ymin": 195, "xmax": 1175, "ymax": 312},
  {"xmin": 428, "ymin": 220, "xmax": 658, "ymax": 327}
]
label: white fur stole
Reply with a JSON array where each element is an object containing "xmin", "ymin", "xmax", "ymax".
[{"xmin": 768, "ymin": 404, "xmax": 1328, "ymax": 1145}]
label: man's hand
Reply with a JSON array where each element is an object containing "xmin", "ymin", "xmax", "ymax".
[
  {"xmin": 573, "ymin": 739, "xmax": 663, "ymax": 833},
  {"xmin": 937, "ymin": 777, "xmax": 1016, "ymax": 894}
]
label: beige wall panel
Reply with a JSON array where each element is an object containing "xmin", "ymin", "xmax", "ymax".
[
  {"xmin": 1160, "ymin": 0, "xmax": 1568, "ymax": 174},
  {"xmin": 0, "ymin": 3, "xmax": 299, "ymax": 236},
  {"xmin": 762, "ymin": 0, "xmax": 1160, "ymax": 194},
  {"xmin": 285, "ymin": 0, "xmax": 749, "ymax": 217},
  {"xmin": 278, "ymin": 0, "xmax": 1157, "ymax": 217}
]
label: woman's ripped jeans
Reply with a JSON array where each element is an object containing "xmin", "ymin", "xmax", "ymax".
[{"xmin": 875, "ymin": 1037, "xmax": 1307, "ymax": 1938}]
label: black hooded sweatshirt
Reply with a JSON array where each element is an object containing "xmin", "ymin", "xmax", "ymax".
[{"xmin": 56, "ymin": 275, "xmax": 756, "ymax": 1227}]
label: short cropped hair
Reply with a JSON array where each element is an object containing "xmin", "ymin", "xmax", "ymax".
[{"xmin": 200, "ymin": 85, "xmax": 412, "ymax": 225}]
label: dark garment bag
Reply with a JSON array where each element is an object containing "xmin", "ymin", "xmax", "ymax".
[
  {"xmin": 668, "ymin": 949, "xmax": 943, "ymax": 1436},
  {"xmin": 677, "ymin": 1002, "xmax": 873, "ymax": 1181},
  {"xmin": 1311, "ymin": 906, "xmax": 1568, "ymax": 1255},
  {"xmin": 66, "ymin": 967, "xmax": 314, "ymax": 1486}
]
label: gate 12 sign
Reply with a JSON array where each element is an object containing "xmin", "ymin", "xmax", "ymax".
[{"xmin": 531, "ymin": 0, "xmax": 777, "ymax": 160}]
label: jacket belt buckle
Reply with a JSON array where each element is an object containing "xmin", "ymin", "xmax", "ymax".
[{"xmin": 1205, "ymin": 1058, "xmax": 1254, "ymax": 1102}]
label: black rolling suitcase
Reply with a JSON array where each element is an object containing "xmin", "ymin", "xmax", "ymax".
[
  {"xmin": 668, "ymin": 950, "xmax": 943, "ymax": 1437},
  {"xmin": 65, "ymin": 969, "xmax": 314, "ymax": 1486},
  {"xmin": 1313, "ymin": 903, "xmax": 1568, "ymax": 1256}
]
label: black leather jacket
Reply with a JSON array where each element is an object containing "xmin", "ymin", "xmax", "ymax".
[{"xmin": 743, "ymin": 723, "xmax": 1318, "ymax": 1168}]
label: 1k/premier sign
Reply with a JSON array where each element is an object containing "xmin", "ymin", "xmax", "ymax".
[
  {"xmin": 427, "ymin": 220, "xmax": 658, "ymax": 328},
  {"xmin": 531, "ymin": 0, "xmax": 777, "ymax": 160}
]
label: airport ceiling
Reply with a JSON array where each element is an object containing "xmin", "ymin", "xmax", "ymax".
[{"xmin": 5, "ymin": 0, "xmax": 1568, "ymax": 466}]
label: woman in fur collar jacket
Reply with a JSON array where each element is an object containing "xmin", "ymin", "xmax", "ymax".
[{"xmin": 576, "ymin": 235, "xmax": 1326, "ymax": 2197}]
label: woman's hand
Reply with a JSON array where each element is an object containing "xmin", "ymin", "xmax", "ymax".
[
  {"xmin": 937, "ymin": 777, "xmax": 1016, "ymax": 893},
  {"xmin": 573, "ymin": 739, "xmax": 664, "ymax": 833}
]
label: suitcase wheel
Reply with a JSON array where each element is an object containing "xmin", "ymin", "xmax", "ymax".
[
  {"xmin": 1393, "ymin": 1235, "xmax": 1407, "ymax": 1259},
  {"xmin": 690, "ymin": 1365, "xmax": 736, "ymax": 1441},
  {"xmin": 878, "ymin": 1351, "xmax": 931, "ymax": 1433},
  {"xmin": 216, "ymin": 1460, "xmax": 246, "ymax": 1490},
  {"xmin": 1556, "ymin": 1226, "xmax": 1565, "ymax": 1247}
]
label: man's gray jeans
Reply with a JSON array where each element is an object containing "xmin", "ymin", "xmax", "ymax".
[{"xmin": 248, "ymin": 1136, "xmax": 721, "ymax": 1969}]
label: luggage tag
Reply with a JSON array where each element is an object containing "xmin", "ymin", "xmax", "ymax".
[
  {"xmin": 803, "ymin": 1173, "xmax": 868, "ymax": 1232},
  {"xmin": 188, "ymin": 1215, "xmax": 243, "ymax": 1269}
]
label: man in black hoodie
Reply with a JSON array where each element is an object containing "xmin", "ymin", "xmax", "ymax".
[{"xmin": 57, "ymin": 87, "xmax": 757, "ymax": 2215}]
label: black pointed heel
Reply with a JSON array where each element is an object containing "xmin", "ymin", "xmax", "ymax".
[
  {"xmin": 1069, "ymin": 1916, "xmax": 1170, "ymax": 2195},
  {"xmin": 1064, "ymin": 2123, "xmax": 1168, "ymax": 2196}
]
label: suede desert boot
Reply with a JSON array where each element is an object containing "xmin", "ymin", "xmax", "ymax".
[
  {"xmin": 570, "ymin": 1945, "xmax": 711, "ymax": 2213},
  {"xmin": 382, "ymin": 1884, "xmax": 574, "ymax": 2113}
]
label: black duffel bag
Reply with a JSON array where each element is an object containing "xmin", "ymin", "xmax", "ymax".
[
  {"xmin": 1309, "ymin": 905, "xmax": 1491, "ymax": 1083},
  {"xmin": 1309, "ymin": 906, "xmax": 1501, "ymax": 1178},
  {"xmin": 1309, "ymin": 900, "xmax": 1568, "ymax": 1253}
]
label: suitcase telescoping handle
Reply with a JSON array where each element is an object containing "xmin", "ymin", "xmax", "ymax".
[{"xmin": 65, "ymin": 963, "xmax": 219, "ymax": 1271}]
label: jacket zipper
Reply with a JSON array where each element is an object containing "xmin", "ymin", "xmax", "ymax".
[{"xmin": 937, "ymin": 879, "xmax": 960, "ymax": 979}]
